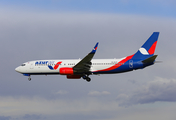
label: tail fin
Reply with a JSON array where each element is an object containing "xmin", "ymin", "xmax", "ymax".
[{"xmin": 132, "ymin": 32, "xmax": 159, "ymax": 60}]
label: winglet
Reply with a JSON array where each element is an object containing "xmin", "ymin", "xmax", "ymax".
[{"xmin": 90, "ymin": 42, "xmax": 99, "ymax": 54}]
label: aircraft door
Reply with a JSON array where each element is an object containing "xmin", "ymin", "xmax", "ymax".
[
  {"xmin": 129, "ymin": 60, "xmax": 133, "ymax": 68},
  {"xmin": 30, "ymin": 62, "xmax": 34, "ymax": 69}
]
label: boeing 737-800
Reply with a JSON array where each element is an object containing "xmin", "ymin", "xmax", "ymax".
[{"xmin": 15, "ymin": 32, "xmax": 159, "ymax": 82}]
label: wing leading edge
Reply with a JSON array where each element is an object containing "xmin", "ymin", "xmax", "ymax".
[{"xmin": 73, "ymin": 42, "xmax": 99, "ymax": 74}]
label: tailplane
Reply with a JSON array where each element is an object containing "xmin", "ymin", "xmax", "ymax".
[
  {"xmin": 132, "ymin": 32, "xmax": 159, "ymax": 60},
  {"xmin": 142, "ymin": 55, "xmax": 158, "ymax": 64}
]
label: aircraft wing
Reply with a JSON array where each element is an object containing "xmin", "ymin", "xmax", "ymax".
[{"xmin": 73, "ymin": 42, "xmax": 99, "ymax": 74}]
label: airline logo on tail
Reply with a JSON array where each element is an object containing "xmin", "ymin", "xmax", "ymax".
[{"xmin": 139, "ymin": 48, "xmax": 150, "ymax": 55}]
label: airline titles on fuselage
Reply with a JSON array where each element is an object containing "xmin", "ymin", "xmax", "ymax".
[{"xmin": 35, "ymin": 61, "xmax": 55, "ymax": 66}]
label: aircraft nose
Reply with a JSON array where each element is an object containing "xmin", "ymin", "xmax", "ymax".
[{"xmin": 15, "ymin": 67, "xmax": 21, "ymax": 73}]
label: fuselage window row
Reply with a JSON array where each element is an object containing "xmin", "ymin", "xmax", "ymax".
[{"xmin": 35, "ymin": 63, "xmax": 124, "ymax": 66}]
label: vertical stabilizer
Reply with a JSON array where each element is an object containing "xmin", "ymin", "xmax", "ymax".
[{"xmin": 132, "ymin": 32, "xmax": 159, "ymax": 60}]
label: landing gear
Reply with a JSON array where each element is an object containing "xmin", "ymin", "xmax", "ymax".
[
  {"xmin": 28, "ymin": 77, "xmax": 31, "ymax": 81},
  {"xmin": 86, "ymin": 77, "xmax": 91, "ymax": 82},
  {"xmin": 82, "ymin": 75, "xmax": 91, "ymax": 82}
]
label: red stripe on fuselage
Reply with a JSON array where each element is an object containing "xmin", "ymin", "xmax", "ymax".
[{"xmin": 94, "ymin": 54, "xmax": 134, "ymax": 72}]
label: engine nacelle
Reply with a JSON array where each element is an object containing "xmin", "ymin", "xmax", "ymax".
[
  {"xmin": 67, "ymin": 75, "xmax": 81, "ymax": 79},
  {"xmin": 59, "ymin": 67, "xmax": 74, "ymax": 75}
]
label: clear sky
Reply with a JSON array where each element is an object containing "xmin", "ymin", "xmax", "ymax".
[
  {"xmin": 1, "ymin": 0, "xmax": 176, "ymax": 17},
  {"xmin": 0, "ymin": 0, "xmax": 176, "ymax": 120}
]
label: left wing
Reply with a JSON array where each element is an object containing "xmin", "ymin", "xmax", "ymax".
[{"xmin": 73, "ymin": 42, "xmax": 99, "ymax": 74}]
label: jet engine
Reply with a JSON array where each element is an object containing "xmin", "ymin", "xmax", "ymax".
[
  {"xmin": 59, "ymin": 67, "xmax": 74, "ymax": 75},
  {"xmin": 67, "ymin": 75, "xmax": 81, "ymax": 79}
]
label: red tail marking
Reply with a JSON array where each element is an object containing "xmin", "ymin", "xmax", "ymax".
[{"xmin": 148, "ymin": 41, "xmax": 157, "ymax": 55}]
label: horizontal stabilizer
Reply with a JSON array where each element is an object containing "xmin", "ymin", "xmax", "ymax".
[{"xmin": 142, "ymin": 55, "xmax": 158, "ymax": 64}]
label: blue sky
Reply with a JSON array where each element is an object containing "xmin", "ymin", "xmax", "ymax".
[
  {"xmin": 1, "ymin": 0, "xmax": 176, "ymax": 17},
  {"xmin": 1, "ymin": 0, "xmax": 176, "ymax": 120}
]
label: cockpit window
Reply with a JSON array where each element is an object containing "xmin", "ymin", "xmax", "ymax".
[{"xmin": 21, "ymin": 64, "xmax": 26, "ymax": 66}]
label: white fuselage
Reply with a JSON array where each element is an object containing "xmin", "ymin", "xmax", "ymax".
[{"xmin": 15, "ymin": 58, "xmax": 126, "ymax": 75}]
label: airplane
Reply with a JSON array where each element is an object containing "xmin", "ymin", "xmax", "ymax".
[{"xmin": 15, "ymin": 32, "xmax": 159, "ymax": 82}]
